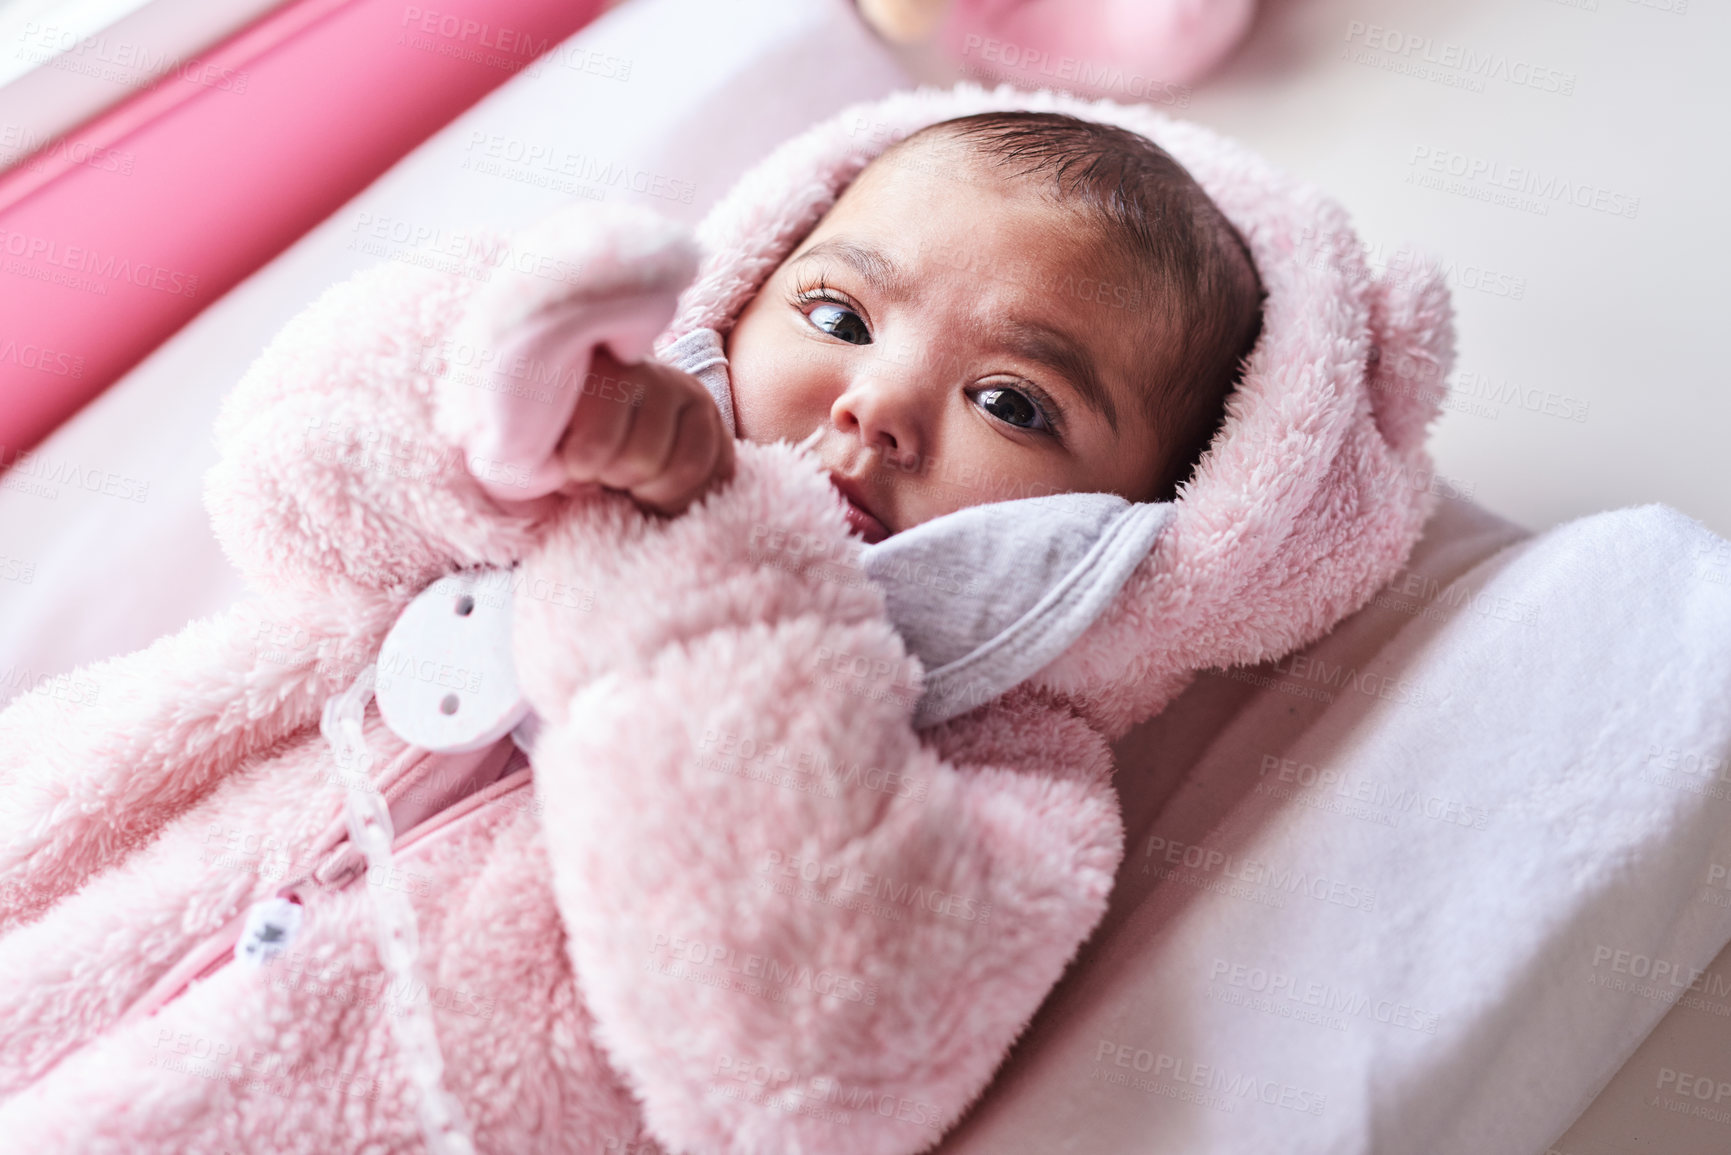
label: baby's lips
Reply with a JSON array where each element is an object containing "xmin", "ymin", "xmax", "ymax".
[
  {"xmin": 840, "ymin": 498, "xmax": 891, "ymax": 544},
  {"xmin": 827, "ymin": 471, "xmax": 891, "ymax": 543}
]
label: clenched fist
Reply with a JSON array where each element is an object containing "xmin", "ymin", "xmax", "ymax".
[{"xmin": 555, "ymin": 347, "xmax": 735, "ymax": 516}]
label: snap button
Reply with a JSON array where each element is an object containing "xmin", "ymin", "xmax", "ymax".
[{"xmin": 234, "ymin": 896, "xmax": 303, "ymax": 968}]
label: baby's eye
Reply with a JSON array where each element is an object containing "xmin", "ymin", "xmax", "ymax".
[
  {"xmin": 807, "ymin": 302, "xmax": 872, "ymax": 346},
  {"xmin": 970, "ymin": 385, "xmax": 1051, "ymax": 432}
]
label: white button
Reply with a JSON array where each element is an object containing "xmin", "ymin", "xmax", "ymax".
[{"xmin": 375, "ymin": 568, "xmax": 530, "ymax": 753}]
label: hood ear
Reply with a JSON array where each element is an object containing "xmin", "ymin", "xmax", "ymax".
[
  {"xmin": 666, "ymin": 83, "xmax": 1452, "ymax": 740},
  {"xmin": 1365, "ymin": 257, "xmax": 1455, "ymax": 455}
]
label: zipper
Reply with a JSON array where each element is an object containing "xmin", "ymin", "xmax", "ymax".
[{"xmin": 114, "ymin": 736, "xmax": 532, "ymax": 1030}]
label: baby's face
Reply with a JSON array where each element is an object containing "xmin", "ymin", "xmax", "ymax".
[{"xmin": 725, "ymin": 142, "xmax": 1171, "ymax": 544}]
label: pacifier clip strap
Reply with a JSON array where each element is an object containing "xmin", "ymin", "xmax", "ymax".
[
  {"xmin": 322, "ymin": 663, "xmax": 479, "ymax": 1155},
  {"xmin": 313, "ymin": 567, "xmax": 534, "ymax": 1155}
]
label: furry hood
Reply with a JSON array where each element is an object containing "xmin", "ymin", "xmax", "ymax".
[{"xmin": 654, "ymin": 82, "xmax": 1453, "ymax": 740}]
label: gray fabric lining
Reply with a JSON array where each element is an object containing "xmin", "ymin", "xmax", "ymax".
[
  {"xmin": 661, "ymin": 326, "xmax": 1172, "ymax": 728},
  {"xmin": 660, "ymin": 328, "xmax": 736, "ymax": 436},
  {"xmin": 868, "ymin": 498, "xmax": 1172, "ymax": 727}
]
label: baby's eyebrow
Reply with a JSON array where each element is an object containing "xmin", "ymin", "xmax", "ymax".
[
  {"xmin": 788, "ymin": 238, "xmax": 913, "ymax": 300},
  {"xmin": 987, "ymin": 318, "xmax": 1119, "ymax": 435}
]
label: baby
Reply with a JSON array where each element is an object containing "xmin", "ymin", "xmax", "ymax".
[
  {"xmin": 549, "ymin": 110, "xmax": 1264, "ymax": 536},
  {"xmin": 0, "ymin": 91, "xmax": 1449, "ymax": 1155}
]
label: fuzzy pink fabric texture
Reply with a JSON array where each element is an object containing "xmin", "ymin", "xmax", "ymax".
[{"xmin": 0, "ymin": 83, "xmax": 1450, "ymax": 1154}]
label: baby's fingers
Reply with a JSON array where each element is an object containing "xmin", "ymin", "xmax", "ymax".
[
  {"xmin": 556, "ymin": 368, "xmax": 639, "ymax": 481},
  {"xmin": 629, "ymin": 398, "xmax": 733, "ymax": 516},
  {"xmin": 591, "ymin": 381, "xmax": 682, "ymax": 493}
]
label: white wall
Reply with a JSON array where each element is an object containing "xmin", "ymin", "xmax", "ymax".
[{"xmin": 907, "ymin": 0, "xmax": 1731, "ymax": 538}]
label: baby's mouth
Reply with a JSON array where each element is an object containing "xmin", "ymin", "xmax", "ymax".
[{"xmin": 826, "ymin": 472, "xmax": 890, "ymax": 545}]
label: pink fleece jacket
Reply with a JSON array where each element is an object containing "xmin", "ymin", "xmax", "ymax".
[{"xmin": 0, "ymin": 83, "xmax": 1452, "ymax": 1154}]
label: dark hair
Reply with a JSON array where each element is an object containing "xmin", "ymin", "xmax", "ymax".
[{"xmin": 901, "ymin": 111, "xmax": 1264, "ymax": 499}]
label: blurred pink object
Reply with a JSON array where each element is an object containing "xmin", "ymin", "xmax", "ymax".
[
  {"xmin": 947, "ymin": 0, "xmax": 1256, "ymax": 92},
  {"xmin": 860, "ymin": 0, "xmax": 1257, "ymax": 96}
]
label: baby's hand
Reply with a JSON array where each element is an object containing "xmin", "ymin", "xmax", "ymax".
[{"xmin": 556, "ymin": 347, "xmax": 735, "ymax": 516}]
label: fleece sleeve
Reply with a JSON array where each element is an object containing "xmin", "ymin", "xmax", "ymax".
[
  {"xmin": 202, "ymin": 253, "xmax": 552, "ymax": 603},
  {"xmin": 204, "ymin": 203, "xmax": 697, "ymax": 605},
  {"xmin": 0, "ymin": 597, "xmax": 372, "ymax": 934},
  {"xmin": 511, "ymin": 444, "xmax": 1125, "ymax": 1155}
]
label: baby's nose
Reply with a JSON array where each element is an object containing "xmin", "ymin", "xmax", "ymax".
[{"xmin": 829, "ymin": 370, "xmax": 925, "ymax": 461}]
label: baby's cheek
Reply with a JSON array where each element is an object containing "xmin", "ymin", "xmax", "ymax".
[
  {"xmin": 896, "ymin": 435, "xmax": 1021, "ymax": 520},
  {"xmin": 729, "ymin": 362, "xmax": 825, "ymax": 446}
]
